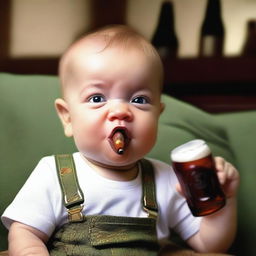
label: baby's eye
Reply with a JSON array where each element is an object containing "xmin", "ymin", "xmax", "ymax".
[
  {"xmin": 131, "ymin": 96, "xmax": 149, "ymax": 104},
  {"xmin": 88, "ymin": 95, "xmax": 106, "ymax": 103}
]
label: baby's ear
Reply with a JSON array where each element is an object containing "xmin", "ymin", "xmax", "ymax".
[
  {"xmin": 55, "ymin": 98, "xmax": 73, "ymax": 137},
  {"xmin": 160, "ymin": 102, "xmax": 165, "ymax": 114}
]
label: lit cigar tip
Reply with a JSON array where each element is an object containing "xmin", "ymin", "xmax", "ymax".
[{"xmin": 115, "ymin": 139, "xmax": 123, "ymax": 146}]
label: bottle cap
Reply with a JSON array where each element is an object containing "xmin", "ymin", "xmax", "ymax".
[{"xmin": 170, "ymin": 139, "xmax": 211, "ymax": 163}]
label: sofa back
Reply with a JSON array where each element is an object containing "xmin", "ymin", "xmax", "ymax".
[{"xmin": 1, "ymin": 73, "xmax": 256, "ymax": 255}]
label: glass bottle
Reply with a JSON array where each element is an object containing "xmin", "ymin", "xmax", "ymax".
[
  {"xmin": 151, "ymin": 1, "xmax": 178, "ymax": 59},
  {"xmin": 242, "ymin": 20, "xmax": 256, "ymax": 57},
  {"xmin": 199, "ymin": 0, "xmax": 225, "ymax": 57}
]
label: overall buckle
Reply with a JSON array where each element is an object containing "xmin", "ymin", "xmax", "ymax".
[
  {"xmin": 143, "ymin": 206, "xmax": 158, "ymax": 219},
  {"xmin": 68, "ymin": 205, "xmax": 84, "ymax": 222}
]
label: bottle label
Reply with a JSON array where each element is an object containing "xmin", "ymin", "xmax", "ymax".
[{"xmin": 202, "ymin": 36, "xmax": 215, "ymax": 57}]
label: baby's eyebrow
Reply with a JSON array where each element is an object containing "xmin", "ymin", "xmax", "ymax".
[
  {"xmin": 84, "ymin": 81, "xmax": 107, "ymax": 88},
  {"xmin": 80, "ymin": 81, "xmax": 108, "ymax": 94}
]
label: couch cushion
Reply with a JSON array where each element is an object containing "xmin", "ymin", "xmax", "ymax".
[
  {"xmin": 214, "ymin": 111, "xmax": 256, "ymax": 254},
  {"xmin": 148, "ymin": 95, "xmax": 235, "ymax": 165},
  {"xmin": 0, "ymin": 73, "xmax": 76, "ymax": 250}
]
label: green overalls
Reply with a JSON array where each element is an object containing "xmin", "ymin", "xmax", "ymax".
[
  {"xmin": 47, "ymin": 155, "xmax": 230, "ymax": 256},
  {"xmin": 47, "ymin": 154, "xmax": 160, "ymax": 256}
]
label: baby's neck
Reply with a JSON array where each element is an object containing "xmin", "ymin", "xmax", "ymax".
[{"xmin": 83, "ymin": 156, "xmax": 139, "ymax": 181}]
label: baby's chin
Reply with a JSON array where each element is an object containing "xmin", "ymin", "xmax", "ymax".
[{"xmin": 80, "ymin": 151, "xmax": 140, "ymax": 169}]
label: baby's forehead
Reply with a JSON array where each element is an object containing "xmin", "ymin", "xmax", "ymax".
[
  {"xmin": 59, "ymin": 32, "xmax": 163, "ymax": 92},
  {"xmin": 62, "ymin": 39, "xmax": 155, "ymax": 78},
  {"xmin": 66, "ymin": 36, "xmax": 108, "ymax": 62}
]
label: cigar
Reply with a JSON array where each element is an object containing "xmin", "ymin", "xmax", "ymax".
[{"xmin": 113, "ymin": 131, "xmax": 125, "ymax": 155}]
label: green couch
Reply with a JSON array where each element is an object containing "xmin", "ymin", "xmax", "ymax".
[{"xmin": 0, "ymin": 73, "xmax": 255, "ymax": 255}]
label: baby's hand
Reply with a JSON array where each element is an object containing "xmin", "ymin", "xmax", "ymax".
[{"xmin": 214, "ymin": 156, "xmax": 240, "ymax": 199}]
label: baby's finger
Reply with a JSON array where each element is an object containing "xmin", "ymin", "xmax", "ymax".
[
  {"xmin": 214, "ymin": 156, "xmax": 226, "ymax": 172},
  {"xmin": 226, "ymin": 164, "xmax": 239, "ymax": 180},
  {"xmin": 217, "ymin": 171, "xmax": 226, "ymax": 185}
]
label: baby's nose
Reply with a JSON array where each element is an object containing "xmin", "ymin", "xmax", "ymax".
[{"xmin": 107, "ymin": 101, "xmax": 133, "ymax": 122}]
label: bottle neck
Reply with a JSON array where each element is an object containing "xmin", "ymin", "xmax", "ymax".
[
  {"xmin": 199, "ymin": 0, "xmax": 224, "ymax": 57},
  {"xmin": 242, "ymin": 20, "xmax": 256, "ymax": 56},
  {"xmin": 201, "ymin": 0, "xmax": 224, "ymax": 36},
  {"xmin": 151, "ymin": 1, "xmax": 178, "ymax": 58}
]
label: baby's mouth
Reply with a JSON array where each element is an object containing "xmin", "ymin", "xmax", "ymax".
[{"xmin": 109, "ymin": 127, "xmax": 131, "ymax": 155}]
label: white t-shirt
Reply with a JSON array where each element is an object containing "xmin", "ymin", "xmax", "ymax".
[{"xmin": 1, "ymin": 152, "xmax": 201, "ymax": 241}]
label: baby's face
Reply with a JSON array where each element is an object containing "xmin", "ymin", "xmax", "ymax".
[{"xmin": 59, "ymin": 44, "xmax": 164, "ymax": 167}]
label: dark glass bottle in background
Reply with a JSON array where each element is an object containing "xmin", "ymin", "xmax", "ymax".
[
  {"xmin": 242, "ymin": 20, "xmax": 256, "ymax": 57},
  {"xmin": 199, "ymin": 0, "xmax": 225, "ymax": 57},
  {"xmin": 151, "ymin": 1, "xmax": 178, "ymax": 59}
]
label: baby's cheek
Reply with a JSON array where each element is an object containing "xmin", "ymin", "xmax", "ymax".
[{"xmin": 139, "ymin": 124, "xmax": 158, "ymax": 151}]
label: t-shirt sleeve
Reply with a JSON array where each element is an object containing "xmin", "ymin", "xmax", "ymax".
[
  {"xmin": 169, "ymin": 196, "xmax": 201, "ymax": 240},
  {"xmin": 1, "ymin": 157, "xmax": 62, "ymax": 237}
]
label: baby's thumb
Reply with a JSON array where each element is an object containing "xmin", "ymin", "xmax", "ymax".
[{"xmin": 175, "ymin": 183, "xmax": 185, "ymax": 198}]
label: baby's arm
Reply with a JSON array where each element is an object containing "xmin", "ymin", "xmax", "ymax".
[
  {"xmin": 186, "ymin": 157, "xmax": 240, "ymax": 253},
  {"xmin": 8, "ymin": 221, "xmax": 49, "ymax": 256}
]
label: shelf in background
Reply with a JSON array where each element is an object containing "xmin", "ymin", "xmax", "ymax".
[
  {"xmin": 177, "ymin": 94, "xmax": 256, "ymax": 113},
  {"xmin": 163, "ymin": 57, "xmax": 256, "ymax": 87},
  {"xmin": 162, "ymin": 57, "xmax": 256, "ymax": 113},
  {"xmin": 0, "ymin": 58, "xmax": 59, "ymax": 75}
]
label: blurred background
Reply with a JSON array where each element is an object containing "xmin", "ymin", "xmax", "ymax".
[{"xmin": 1, "ymin": 0, "xmax": 256, "ymax": 112}]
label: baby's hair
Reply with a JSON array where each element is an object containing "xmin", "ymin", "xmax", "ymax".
[
  {"xmin": 59, "ymin": 24, "xmax": 163, "ymax": 93},
  {"xmin": 88, "ymin": 25, "xmax": 160, "ymax": 57}
]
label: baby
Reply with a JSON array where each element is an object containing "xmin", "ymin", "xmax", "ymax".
[{"xmin": 2, "ymin": 25, "xmax": 239, "ymax": 256}]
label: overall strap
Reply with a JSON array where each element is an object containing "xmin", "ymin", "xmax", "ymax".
[
  {"xmin": 55, "ymin": 154, "xmax": 84, "ymax": 222},
  {"xmin": 140, "ymin": 159, "xmax": 158, "ymax": 219},
  {"xmin": 55, "ymin": 155, "xmax": 158, "ymax": 221}
]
